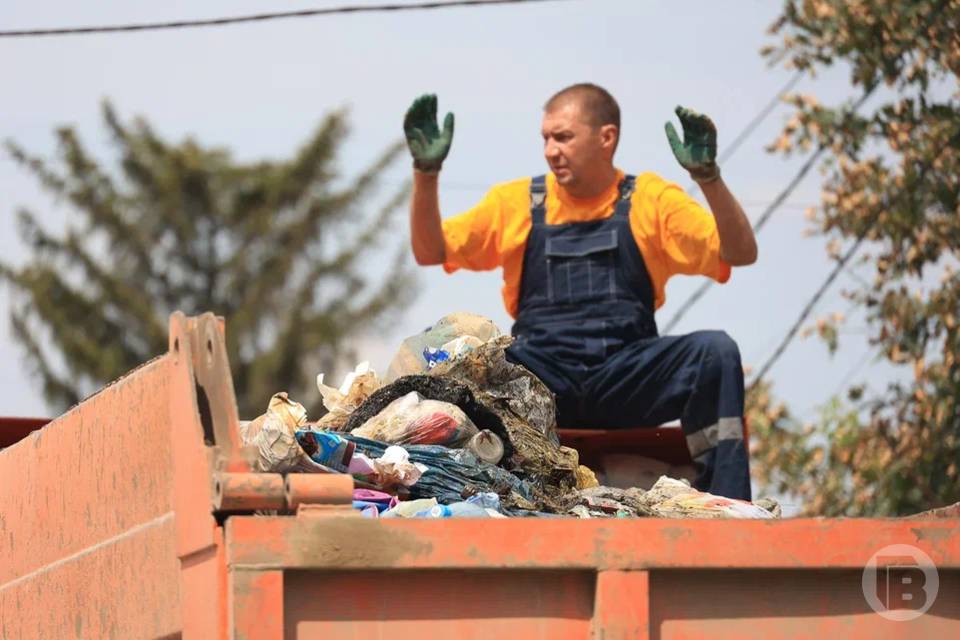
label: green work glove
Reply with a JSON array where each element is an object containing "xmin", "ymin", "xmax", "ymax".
[
  {"xmin": 664, "ymin": 105, "xmax": 720, "ymax": 184},
  {"xmin": 403, "ymin": 94, "xmax": 455, "ymax": 173}
]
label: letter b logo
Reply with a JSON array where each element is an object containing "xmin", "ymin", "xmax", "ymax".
[{"xmin": 863, "ymin": 545, "xmax": 939, "ymax": 621}]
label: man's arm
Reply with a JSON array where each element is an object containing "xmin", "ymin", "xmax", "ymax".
[
  {"xmin": 410, "ymin": 171, "xmax": 446, "ymax": 266},
  {"xmin": 665, "ymin": 105, "xmax": 758, "ymax": 266},
  {"xmin": 403, "ymin": 94, "xmax": 454, "ymax": 266},
  {"xmin": 699, "ymin": 178, "xmax": 757, "ymax": 266}
]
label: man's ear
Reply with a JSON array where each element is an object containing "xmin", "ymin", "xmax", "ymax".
[{"xmin": 600, "ymin": 124, "xmax": 619, "ymax": 154}]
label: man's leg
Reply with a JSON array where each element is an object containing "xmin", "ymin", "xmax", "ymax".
[{"xmin": 585, "ymin": 330, "xmax": 752, "ymax": 500}]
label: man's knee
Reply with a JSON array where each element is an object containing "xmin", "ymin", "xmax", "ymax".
[{"xmin": 692, "ymin": 330, "xmax": 741, "ymax": 364}]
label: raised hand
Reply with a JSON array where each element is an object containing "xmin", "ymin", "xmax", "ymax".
[
  {"xmin": 665, "ymin": 105, "xmax": 720, "ymax": 183},
  {"xmin": 403, "ymin": 94, "xmax": 455, "ymax": 173}
]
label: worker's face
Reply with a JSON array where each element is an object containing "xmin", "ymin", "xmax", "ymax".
[{"xmin": 542, "ymin": 101, "xmax": 617, "ymax": 190}]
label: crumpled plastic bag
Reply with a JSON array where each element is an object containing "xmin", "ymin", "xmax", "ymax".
[
  {"xmin": 371, "ymin": 445, "xmax": 428, "ymax": 489},
  {"xmin": 351, "ymin": 391, "xmax": 479, "ymax": 447},
  {"xmin": 240, "ymin": 392, "xmax": 313, "ymax": 472},
  {"xmin": 316, "ymin": 361, "xmax": 381, "ymax": 430},
  {"xmin": 441, "ymin": 335, "xmax": 483, "ymax": 360},
  {"xmin": 643, "ymin": 476, "xmax": 777, "ymax": 519},
  {"xmin": 385, "ymin": 312, "xmax": 502, "ymax": 383}
]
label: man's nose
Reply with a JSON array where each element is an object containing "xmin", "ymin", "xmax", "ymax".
[{"xmin": 544, "ymin": 139, "xmax": 560, "ymax": 159}]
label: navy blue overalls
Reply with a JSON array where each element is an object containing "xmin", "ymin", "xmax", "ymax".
[{"xmin": 505, "ymin": 174, "xmax": 751, "ymax": 500}]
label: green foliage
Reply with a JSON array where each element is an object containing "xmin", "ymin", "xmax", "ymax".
[
  {"xmin": 749, "ymin": 0, "xmax": 960, "ymax": 515},
  {"xmin": 2, "ymin": 101, "xmax": 416, "ymax": 417}
]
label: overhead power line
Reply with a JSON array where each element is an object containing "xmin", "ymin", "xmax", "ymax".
[
  {"xmin": 792, "ymin": 346, "xmax": 876, "ymax": 423},
  {"xmin": 747, "ymin": 235, "xmax": 866, "ymax": 391},
  {"xmin": 709, "ymin": 72, "xmax": 803, "ymax": 171},
  {"xmin": 668, "ymin": 0, "xmax": 944, "ymax": 349},
  {"xmin": 662, "ymin": 145, "xmax": 825, "ymax": 334},
  {"xmin": 662, "ymin": 84, "xmax": 878, "ymax": 334},
  {"xmin": 0, "ymin": 0, "xmax": 568, "ymax": 38},
  {"xmin": 747, "ymin": 123, "xmax": 960, "ymax": 391}
]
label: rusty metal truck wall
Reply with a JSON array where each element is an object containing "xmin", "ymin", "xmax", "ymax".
[
  {"xmin": 2, "ymin": 312, "xmax": 959, "ymax": 639},
  {"xmin": 0, "ymin": 355, "xmax": 182, "ymax": 639}
]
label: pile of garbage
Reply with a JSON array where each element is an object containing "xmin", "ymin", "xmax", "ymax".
[{"xmin": 238, "ymin": 312, "xmax": 779, "ymax": 520}]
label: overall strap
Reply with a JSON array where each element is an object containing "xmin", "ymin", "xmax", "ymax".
[
  {"xmin": 614, "ymin": 174, "xmax": 636, "ymax": 219},
  {"xmin": 529, "ymin": 175, "xmax": 547, "ymax": 225}
]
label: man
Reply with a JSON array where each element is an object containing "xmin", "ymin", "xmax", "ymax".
[{"xmin": 403, "ymin": 84, "xmax": 757, "ymax": 500}]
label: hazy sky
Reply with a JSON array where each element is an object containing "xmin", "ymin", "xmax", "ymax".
[{"xmin": 1, "ymin": 0, "xmax": 897, "ymax": 422}]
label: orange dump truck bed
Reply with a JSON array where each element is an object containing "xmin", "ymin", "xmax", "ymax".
[{"xmin": 1, "ymin": 313, "xmax": 958, "ymax": 639}]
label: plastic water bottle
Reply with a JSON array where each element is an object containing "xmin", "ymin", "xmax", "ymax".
[
  {"xmin": 445, "ymin": 502, "xmax": 491, "ymax": 518},
  {"xmin": 417, "ymin": 504, "xmax": 453, "ymax": 518}
]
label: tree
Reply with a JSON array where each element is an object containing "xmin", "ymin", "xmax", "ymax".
[
  {"xmin": 749, "ymin": 0, "xmax": 960, "ymax": 515},
  {"xmin": 2, "ymin": 101, "xmax": 416, "ymax": 417}
]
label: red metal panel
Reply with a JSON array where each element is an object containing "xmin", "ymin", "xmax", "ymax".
[
  {"xmin": 230, "ymin": 570, "xmax": 284, "ymax": 640},
  {"xmin": 593, "ymin": 570, "xmax": 650, "ymax": 639},
  {"xmin": 282, "ymin": 569, "xmax": 593, "ymax": 639},
  {"xmin": 0, "ymin": 313, "xmax": 251, "ymax": 640},
  {"xmin": 0, "ymin": 313, "xmax": 245, "ymax": 639},
  {"xmin": 180, "ymin": 525, "xmax": 226, "ymax": 640},
  {"xmin": 560, "ymin": 426, "xmax": 693, "ymax": 466},
  {"xmin": 648, "ymin": 568, "xmax": 960, "ymax": 639},
  {"xmin": 0, "ymin": 356, "xmax": 175, "ymax": 586},
  {"xmin": 560, "ymin": 417, "xmax": 750, "ymax": 468},
  {"xmin": 0, "ymin": 511, "xmax": 181, "ymax": 639},
  {"xmin": 0, "ymin": 417, "xmax": 49, "ymax": 449},
  {"xmin": 227, "ymin": 516, "xmax": 960, "ymax": 637},
  {"xmin": 168, "ymin": 313, "xmax": 224, "ymax": 560},
  {"xmin": 167, "ymin": 313, "xmax": 247, "ymax": 639},
  {"xmin": 226, "ymin": 518, "xmax": 960, "ymax": 571}
]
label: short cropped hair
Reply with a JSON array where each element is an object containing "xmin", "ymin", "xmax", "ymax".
[{"xmin": 544, "ymin": 83, "xmax": 621, "ymax": 132}]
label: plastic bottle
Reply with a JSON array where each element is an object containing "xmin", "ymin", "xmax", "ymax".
[
  {"xmin": 466, "ymin": 430, "xmax": 504, "ymax": 465},
  {"xmin": 445, "ymin": 502, "xmax": 491, "ymax": 518},
  {"xmin": 418, "ymin": 504, "xmax": 454, "ymax": 518},
  {"xmin": 466, "ymin": 492, "xmax": 501, "ymax": 511},
  {"xmin": 412, "ymin": 502, "xmax": 492, "ymax": 518}
]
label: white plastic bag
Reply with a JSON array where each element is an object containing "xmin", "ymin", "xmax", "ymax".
[
  {"xmin": 315, "ymin": 361, "xmax": 381, "ymax": 430},
  {"xmin": 385, "ymin": 312, "xmax": 502, "ymax": 382},
  {"xmin": 440, "ymin": 335, "xmax": 483, "ymax": 360},
  {"xmin": 372, "ymin": 445, "xmax": 428, "ymax": 488}
]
